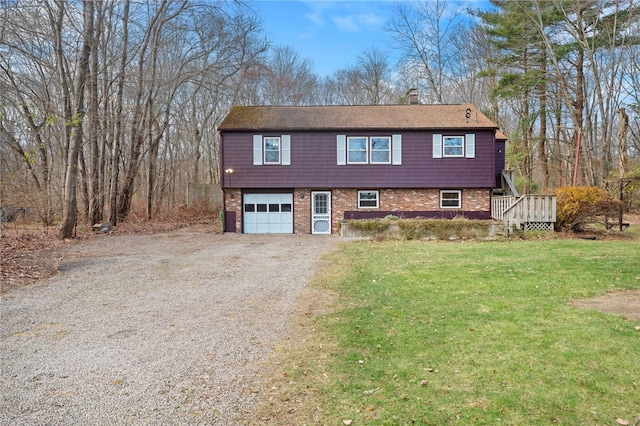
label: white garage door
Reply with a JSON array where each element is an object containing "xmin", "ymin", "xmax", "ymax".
[{"xmin": 243, "ymin": 193, "xmax": 293, "ymax": 234}]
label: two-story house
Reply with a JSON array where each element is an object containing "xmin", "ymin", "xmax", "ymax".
[{"xmin": 218, "ymin": 103, "xmax": 507, "ymax": 234}]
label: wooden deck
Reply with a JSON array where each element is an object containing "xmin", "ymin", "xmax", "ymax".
[{"xmin": 492, "ymin": 195, "xmax": 557, "ymax": 233}]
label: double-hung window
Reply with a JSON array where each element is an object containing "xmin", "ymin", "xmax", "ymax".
[
  {"xmin": 264, "ymin": 137, "xmax": 281, "ymax": 164},
  {"xmin": 338, "ymin": 135, "xmax": 401, "ymax": 165},
  {"xmin": 443, "ymin": 136, "xmax": 464, "ymax": 157},
  {"xmin": 358, "ymin": 190, "xmax": 379, "ymax": 208},
  {"xmin": 370, "ymin": 137, "xmax": 391, "ymax": 163},
  {"xmin": 432, "ymin": 134, "xmax": 475, "ymax": 159},
  {"xmin": 440, "ymin": 190, "xmax": 462, "ymax": 209},
  {"xmin": 347, "ymin": 137, "xmax": 368, "ymax": 164},
  {"xmin": 253, "ymin": 135, "xmax": 291, "ymax": 165}
]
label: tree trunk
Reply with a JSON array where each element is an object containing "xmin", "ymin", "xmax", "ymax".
[
  {"xmin": 87, "ymin": 1, "xmax": 103, "ymax": 226},
  {"xmin": 60, "ymin": 0, "xmax": 94, "ymax": 239},
  {"xmin": 537, "ymin": 48, "xmax": 549, "ymax": 189},
  {"xmin": 619, "ymin": 108, "xmax": 629, "ymax": 177},
  {"xmin": 109, "ymin": 0, "xmax": 130, "ymax": 226}
]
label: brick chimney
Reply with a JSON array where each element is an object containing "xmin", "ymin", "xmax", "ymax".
[{"xmin": 407, "ymin": 88, "xmax": 419, "ymax": 105}]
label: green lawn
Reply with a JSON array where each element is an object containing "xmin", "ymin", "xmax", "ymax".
[{"xmin": 266, "ymin": 239, "xmax": 640, "ymax": 425}]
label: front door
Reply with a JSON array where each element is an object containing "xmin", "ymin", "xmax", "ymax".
[{"xmin": 312, "ymin": 191, "xmax": 331, "ymax": 234}]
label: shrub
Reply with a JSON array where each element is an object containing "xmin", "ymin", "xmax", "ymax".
[
  {"xmin": 555, "ymin": 186, "xmax": 620, "ymax": 231},
  {"xmin": 346, "ymin": 218, "xmax": 392, "ymax": 235},
  {"xmin": 345, "ymin": 217, "xmax": 491, "ymax": 240}
]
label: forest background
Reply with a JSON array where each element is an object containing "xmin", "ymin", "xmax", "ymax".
[{"xmin": 1, "ymin": 0, "xmax": 639, "ymax": 238}]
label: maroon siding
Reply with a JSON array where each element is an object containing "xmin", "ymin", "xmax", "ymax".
[
  {"xmin": 495, "ymin": 140, "xmax": 506, "ymax": 187},
  {"xmin": 344, "ymin": 210, "xmax": 492, "ymax": 220},
  {"xmin": 221, "ymin": 130, "xmax": 500, "ymax": 189}
]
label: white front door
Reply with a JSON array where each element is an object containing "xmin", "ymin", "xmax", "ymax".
[{"xmin": 312, "ymin": 191, "xmax": 331, "ymax": 234}]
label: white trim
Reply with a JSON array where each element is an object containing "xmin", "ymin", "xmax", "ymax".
[
  {"xmin": 263, "ymin": 136, "xmax": 281, "ymax": 164},
  {"xmin": 369, "ymin": 136, "xmax": 391, "ymax": 164},
  {"xmin": 347, "ymin": 136, "xmax": 368, "ymax": 164},
  {"xmin": 440, "ymin": 190, "xmax": 462, "ymax": 209},
  {"xmin": 443, "ymin": 136, "xmax": 464, "ymax": 157},
  {"xmin": 358, "ymin": 190, "xmax": 379, "ymax": 209},
  {"xmin": 312, "ymin": 191, "xmax": 332, "ymax": 234}
]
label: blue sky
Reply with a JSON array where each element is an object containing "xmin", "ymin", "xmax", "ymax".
[{"xmin": 251, "ymin": 0, "xmax": 490, "ymax": 77}]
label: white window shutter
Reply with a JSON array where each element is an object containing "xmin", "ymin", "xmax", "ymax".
[
  {"xmin": 465, "ymin": 134, "xmax": 475, "ymax": 158},
  {"xmin": 337, "ymin": 134, "xmax": 346, "ymax": 165},
  {"xmin": 392, "ymin": 134, "xmax": 402, "ymax": 165},
  {"xmin": 432, "ymin": 134, "xmax": 442, "ymax": 158},
  {"xmin": 253, "ymin": 135, "xmax": 263, "ymax": 165},
  {"xmin": 281, "ymin": 135, "xmax": 291, "ymax": 165}
]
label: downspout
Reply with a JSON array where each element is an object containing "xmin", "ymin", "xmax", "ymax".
[{"xmin": 492, "ymin": 129, "xmax": 497, "ymax": 191}]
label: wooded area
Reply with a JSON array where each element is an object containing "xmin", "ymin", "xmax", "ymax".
[{"xmin": 1, "ymin": 0, "xmax": 639, "ymax": 238}]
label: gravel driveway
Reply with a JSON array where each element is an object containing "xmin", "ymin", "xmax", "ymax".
[{"xmin": 1, "ymin": 229, "xmax": 340, "ymax": 425}]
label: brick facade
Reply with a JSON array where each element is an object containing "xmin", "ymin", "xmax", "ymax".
[{"xmin": 224, "ymin": 188, "xmax": 491, "ymax": 234}]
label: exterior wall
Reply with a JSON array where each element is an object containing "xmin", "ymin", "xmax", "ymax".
[
  {"xmin": 332, "ymin": 188, "xmax": 491, "ymax": 233},
  {"xmin": 220, "ymin": 130, "xmax": 499, "ymax": 190},
  {"xmin": 225, "ymin": 187, "xmax": 491, "ymax": 234},
  {"xmin": 293, "ymin": 188, "xmax": 311, "ymax": 234},
  {"xmin": 224, "ymin": 189, "xmax": 242, "ymax": 232},
  {"xmin": 495, "ymin": 139, "xmax": 506, "ymax": 187}
]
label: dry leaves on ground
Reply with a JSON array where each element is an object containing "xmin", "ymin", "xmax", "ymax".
[{"xmin": 1, "ymin": 213, "xmax": 220, "ymax": 293}]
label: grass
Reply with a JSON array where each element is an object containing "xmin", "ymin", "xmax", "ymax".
[{"xmin": 263, "ymin": 239, "xmax": 640, "ymax": 425}]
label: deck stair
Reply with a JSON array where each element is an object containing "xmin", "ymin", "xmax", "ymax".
[{"xmin": 491, "ymin": 171, "xmax": 556, "ymax": 234}]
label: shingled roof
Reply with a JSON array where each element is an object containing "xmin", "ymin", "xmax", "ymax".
[{"xmin": 218, "ymin": 104, "xmax": 499, "ymax": 131}]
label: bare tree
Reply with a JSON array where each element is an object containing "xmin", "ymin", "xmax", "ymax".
[
  {"xmin": 59, "ymin": 0, "xmax": 94, "ymax": 238},
  {"xmin": 389, "ymin": 0, "xmax": 466, "ymax": 103}
]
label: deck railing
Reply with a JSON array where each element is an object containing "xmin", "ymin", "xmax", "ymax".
[{"xmin": 492, "ymin": 195, "xmax": 557, "ymax": 232}]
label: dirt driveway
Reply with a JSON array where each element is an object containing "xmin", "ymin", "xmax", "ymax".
[{"xmin": 1, "ymin": 229, "xmax": 340, "ymax": 425}]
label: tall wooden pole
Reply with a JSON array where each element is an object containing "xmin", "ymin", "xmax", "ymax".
[
  {"xmin": 619, "ymin": 180, "xmax": 624, "ymax": 232},
  {"xmin": 572, "ymin": 130, "xmax": 582, "ymax": 186}
]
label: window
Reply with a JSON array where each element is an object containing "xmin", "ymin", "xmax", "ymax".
[
  {"xmin": 370, "ymin": 137, "xmax": 391, "ymax": 163},
  {"xmin": 347, "ymin": 137, "xmax": 368, "ymax": 163},
  {"xmin": 253, "ymin": 135, "xmax": 291, "ymax": 165},
  {"xmin": 443, "ymin": 136, "xmax": 464, "ymax": 157},
  {"xmin": 340, "ymin": 135, "xmax": 399, "ymax": 165},
  {"xmin": 264, "ymin": 137, "xmax": 281, "ymax": 164},
  {"xmin": 358, "ymin": 190, "xmax": 379, "ymax": 208},
  {"xmin": 432, "ymin": 134, "xmax": 475, "ymax": 159},
  {"xmin": 440, "ymin": 190, "xmax": 462, "ymax": 209}
]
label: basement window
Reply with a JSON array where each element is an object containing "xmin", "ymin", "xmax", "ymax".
[
  {"xmin": 358, "ymin": 190, "xmax": 379, "ymax": 208},
  {"xmin": 440, "ymin": 190, "xmax": 462, "ymax": 209}
]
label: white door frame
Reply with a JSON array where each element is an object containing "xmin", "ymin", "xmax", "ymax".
[{"xmin": 311, "ymin": 191, "xmax": 331, "ymax": 234}]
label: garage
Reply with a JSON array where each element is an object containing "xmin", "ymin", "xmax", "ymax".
[{"xmin": 243, "ymin": 193, "xmax": 293, "ymax": 233}]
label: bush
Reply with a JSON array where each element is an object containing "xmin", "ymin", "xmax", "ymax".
[
  {"xmin": 345, "ymin": 217, "xmax": 491, "ymax": 240},
  {"xmin": 556, "ymin": 186, "xmax": 620, "ymax": 231}
]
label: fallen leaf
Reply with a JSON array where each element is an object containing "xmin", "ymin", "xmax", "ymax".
[{"xmin": 616, "ymin": 418, "xmax": 629, "ymax": 425}]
